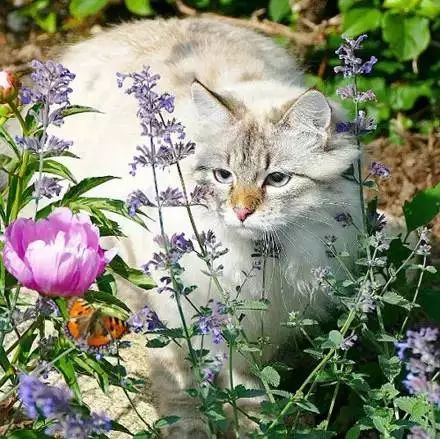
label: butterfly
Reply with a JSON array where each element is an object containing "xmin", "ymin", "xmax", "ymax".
[{"xmin": 65, "ymin": 298, "xmax": 128, "ymax": 350}]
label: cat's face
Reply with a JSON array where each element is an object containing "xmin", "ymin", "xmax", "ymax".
[{"xmin": 191, "ymin": 82, "xmax": 358, "ymax": 239}]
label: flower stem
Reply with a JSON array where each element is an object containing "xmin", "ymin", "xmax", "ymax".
[
  {"xmin": 399, "ymin": 254, "xmax": 427, "ymax": 335},
  {"xmin": 229, "ymin": 343, "xmax": 240, "ymax": 437}
]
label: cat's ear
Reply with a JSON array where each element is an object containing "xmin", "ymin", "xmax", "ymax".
[
  {"xmin": 278, "ymin": 89, "xmax": 331, "ymax": 133},
  {"xmin": 191, "ymin": 80, "xmax": 236, "ymax": 127}
]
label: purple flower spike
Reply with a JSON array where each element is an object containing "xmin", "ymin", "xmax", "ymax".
[
  {"xmin": 21, "ymin": 60, "xmax": 75, "ymax": 106},
  {"xmin": 196, "ymin": 301, "xmax": 230, "ymax": 344},
  {"xmin": 334, "ymin": 34, "xmax": 377, "ymax": 78},
  {"xmin": 396, "ymin": 328, "xmax": 440, "ymax": 406},
  {"xmin": 117, "ymin": 67, "xmax": 195, "ymax": 174}
]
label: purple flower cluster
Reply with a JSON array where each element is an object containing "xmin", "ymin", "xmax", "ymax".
[
  {"xmin": 21, "ymin": 60, "xmax": 75, "ymax": 107},
  {"xmin": 334, "ymin": 34, "xmax": 377, "ymax": 78},
  {"xmin": 396, "ymin": 327, "xmax": 440, "ymax": 405},
  {"xmin": 117, "ymin": 67, "xmax": 195, "ymax": 175},
  {"xmin": 143, "ymin": 233, "xmax": 193, "ymax": 277},
  {"xmin": 369, "ymin": 161, "xmax": 390, "ymax": 178},
  {"xmin": 33, "ymin": 176, "xmax": 62, "ymax": 199},
  {"xmin": 408, "ymin": 426, "xmax": 433, "ymax": 439},
  {"xmin": 127, "ymin": 305, "xmax": 164, "ymax": 332},
  {"xmin": 335, "ymin": 212, "xmax": 353, "ymax": 227},
  {"xmin": 19, "ymin": 374, "xmax": 111, "ymax": 438},
  {"xmin": 202, "ymin": 353, "xmax": 227, "ymax": 384},
  {"xmin": 334, "ymin": 34, "xmax": 377, "ymax": 137},
  {"xmin": 16, "ymin": 134, "xmax": 73, "ymax": 155},
  {"xmin": 336, "ymin": 84, "xmax": 376, "ymax": 102},
  {"xmin": 335, "ymin": 111, "xmax": 376, "ymax": 135},
  {"xmin": 196, "ymin": 301, "xmax": 230, "ymax": 344},
  {"xmin": 198, "ymin": 230, "xmax": 228, "ymax": 278}
]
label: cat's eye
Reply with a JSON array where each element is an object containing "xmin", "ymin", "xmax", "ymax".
[
  {"xmin": 213, "ymin": 169, "xmax": 233, "ymax": 184},
  {"xmin": 264, "ymin": 172, "xmax": 291, "ymax": 187}
]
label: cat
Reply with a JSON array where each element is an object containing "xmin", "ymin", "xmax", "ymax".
[{"xmin": 54, "ymin": 17, "xmax": 361, "ymax": 437}]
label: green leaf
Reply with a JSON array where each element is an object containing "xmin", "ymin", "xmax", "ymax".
[
  {"xmin": 111, "ymin": 421, "xmax": 133, "ymax": 435},
  {"xmin": 345, "ymin": 425, "xmax": 361, "ymax": 439},
  {"xmin": 403, "ymin": 183, "xmax": 440, "ymax": 232},
  {"xmin": 42, "ymin": 159, "xmax": 77, "ymax": 183},
  {"xmin": 389, "ymin": 83, "xmax": 431, "ymax": 111},
  {"xmin": 419, "ymin": 288, "xmax": 440, "ymax": 322},
  {"xmin": 125, "ymin": 0, "xmax": 154, "ymax": 16},
  {"xmin": 343, "ymin": 8, "xmax": 382, "ymax": 37},
  {"xmin": 383, "ymin": 0, "xmax": 420, "ymax": 11},
  {"xmin": 7, "ymin": 430, "xmax": 51, "ymax": 439},
  {"xmin": 268, "ymin": 0, "xmax": 291, "ymax": 22},
  {"xmin": 108, "ymin": 255, "xmax": 155, "ymax": 290},
  {"xmin": 56, "ymin": 353, "xmax": 81, "ymax": 400},
  {"xmin": 260, "ymin": 365, "xmax": 280, "ymax": 388},
  {"xmin": 233, "ymin": 384, "xmax": 266, "ymax": 399},
  {"xmin": 61, "ymin": 105, "xmax": 102, "ymax": 118},
  {"xmin": 67, "ymin": 197, "xmax": 149, "ymax": 230},
  {"xmin": 418, "ymin": 0, "xmax": 440, "ymax": 18},
  {"xmin": 328, "ymin": 330, "xmax": 344, "ymax": 347},
  {"xmin": 292, "ymin": 429, "xmax": 334, "ymax": 438},
  {"xmin": 69, "ymin": 0, "xmax": 108, "ymax": 18},
  {"xmin": 294, "ymin": 399, "xmax": 321, "ymax": 414},
  {"xmin": 154, "ymin": 416, "xmax": 180, "ymax": 429},
  {"xmin": 395, "ymin": 396, "xmax": 430, "ymax": 422},
  {"xmin": 381, "ymin": 291, "xmax": 412, "ymax": 310},
  {"xmin": 85, "ymin": 290, "xmax": 131, "ymax": 314},
  {"xmin": 62, "ymin": 176, "xmax": 118, "ymax": 202},
  {"xmin": 35, "ymin": 11, "xmax": 57, "ymax": 33},
  {"xmin": 382, "ymin": 12, "xmax": 430, "ymax": 61}
]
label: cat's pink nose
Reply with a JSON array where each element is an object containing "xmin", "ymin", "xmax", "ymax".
[{"xmin": 233, "ymin": 206, "xmax": 254, "ymax": 222}]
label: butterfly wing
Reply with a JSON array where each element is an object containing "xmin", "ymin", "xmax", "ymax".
[
  {"xmin": 66, "ymin": 298, "xmax": 128, "ymax": 348},
  {"xmin": 86, "ymin": 316, "xmax": 127, "ymax": 348},
  {"xmin": 66, "ymin": 298, "xmax": 95, "ymax": 340}
]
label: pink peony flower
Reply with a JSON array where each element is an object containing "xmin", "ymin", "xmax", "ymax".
[
  {"xmin": 0, "ymin": 69, "xmax": 19, "ymax": 103},
  {"xmin": 3, "ymin": 208, "xmax": 116, "ymax": 297}
]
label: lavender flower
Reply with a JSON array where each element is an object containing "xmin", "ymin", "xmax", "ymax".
[
  {"xmin": 202, "ymin": 353, "xmax": 227, "ymax": 384},
  {"xmin": 190, "ymin": 185, "xmax": 214, "ymax": 205},
  {"xmin": 334, "ymin": 34, "xmax": 377, "ymax": 78},
  {"xmin": 416, "ymin": 228, "xmax": 432, "ymax": 256},
  {"xmin": 341, "ymin": 333, "xmax": 358, "ymax": 351},
  {"xmin": 16, "ymin": 134, "xmax": 72, "ymax": 154},
  {"xmin": 196, "ymin": 301, "xmax": 229, "ymax": 344},
  {"xmin": 396, "ymin": 328, "xmax": 440, "ymax": 405},
  {"xmin": 367, "ymin": 211, "xmax": 387, "ymax": 232},
  {"xmin": 33, "ymin": 176, "xmax": 62, "ymax": 200},
  {"xmin": 408, "ymin": 426, "xmax": 434, "ymax": 439},
  {"xmin": 21, "ymin": 60, "xmax": 75, "ymax": 106},
  {"xmin": 336, "ymin": 84, "xmax": 376, "ymax": 102},
  {"xmin": 127, "ymin": 305, "xmax": 164, "ymax": 332},
  {"xmin": 336, "ymin": 111, "xmax": 376, "ymax": 135},
  {"xmin": 126, "ymin": 190, "xmax": 154, "ymax": 216},
  {"xmin": 143, "ymin": 233, "xmax": 193, "ymax": 275},
  {"xmin": 159, "ymin": 187, "xmax": 184, "ymax": 207},
  {"xmin": 358, "ymin": 281, "xmax": 377, "ymax": 313},
  {"xmin": 311, "ymin": 266, "xmax": 332, "ymax": 292},
  {"xmin": 117, "ymin": 67, "xmax": 195, "ymax": 175},
  {"xmin": 370, "ymin": 161, "xmax": 390, "ymax": 178},
  {"xmin": 46, "ymin": 412, "xmax": 111, "ymax": 438},
  {"xmin": 335, "ymin": 212, "xmax": 353, "ymax": 227},
  {"xmin": 19, "ymin": 374, "xmax": 71, "ymax": 419}
]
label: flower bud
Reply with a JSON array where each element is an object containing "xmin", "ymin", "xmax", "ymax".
[{"xmin": 0, "ymin": 70, "xmax": 20, "ymax": 103}]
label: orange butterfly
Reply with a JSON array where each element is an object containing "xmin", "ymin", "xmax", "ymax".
[{"xmin": 65, "ymin": 298, "xmax": 128, "ymax": 350}]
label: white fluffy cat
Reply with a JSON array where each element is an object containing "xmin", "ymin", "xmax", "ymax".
[{"xmin": 54, "ymin": 17, "xmax": 360, "ymax": 436}]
